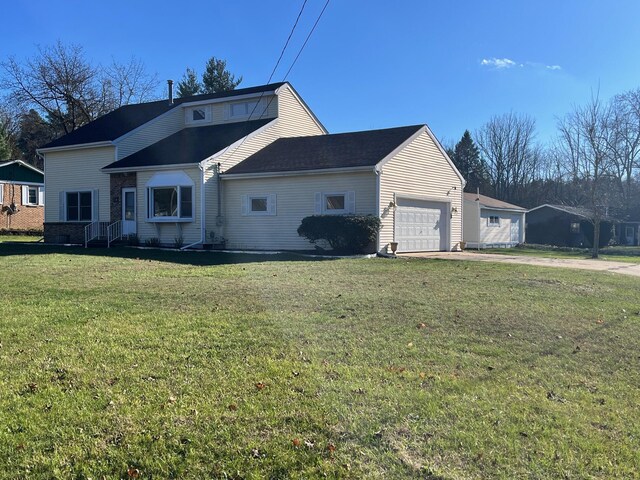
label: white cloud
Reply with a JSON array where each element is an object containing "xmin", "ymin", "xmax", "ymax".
[
  {"xmin": 480, "ymin": 58, "xmax": 517, "ymax": 69},
  {"xmin": 480, "ymin": 58, "xmax": 562, "ymax": 71}
]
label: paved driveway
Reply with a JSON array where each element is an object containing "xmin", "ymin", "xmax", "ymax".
[{"xmin": 401, "ymin": 251, "xmax": 640, "ymax": 277}]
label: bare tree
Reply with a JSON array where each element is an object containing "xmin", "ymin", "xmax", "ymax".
[
  {"xmin": 608, "ymin": 88, "xmax": 640, "ymax": 215},
  {"xmin": 475, "ymin": 112, "xmax": 539, "ymax": 203},
  {"xmin": 556, "ymin": 94, "xmax": 616, "ymax": 258},
  {"xmin": 1, "ymin": 41, "xmax": 159, "ymax": 138}
]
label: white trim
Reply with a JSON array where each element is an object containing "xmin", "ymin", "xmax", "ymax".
[
  {"xmin": 221, "ymin": 165, "xmax": 373, "ymax": 180},
  {"xmin": 275, "ymin": 83, "xmax": 328, "ymax": 134},
  {"xmin": 122, "ymin": 187, "xmax": 137, "ymax": 235},
  {"xmin": 0, "ymin": 182, "xmax": 3, "ymax": 204},
  {"xmin": 185, "ymin": 105, "xmax": 212, "ymax": 125},
  {"xmin": 527, "ymin": 204, "xmax": 589, "ymax": 218},
  {"xmin": 103, "ymin": 163, "xmax": 202, "ymax": 174},
  {"xmin": 146, "ymin": 184, "xmax": 194, "ymax": 222},
  {"xmin": 395, "ymin": 193, "xmax": 452, "ymax": 204},
  {"xmin": 487, "ymin": 215, "xmax": 501, "ymax": 227},
  {"xmin": 62, "ymin": 190, "xmax": 95, "ymax": 222},
  {"xmin": 225, "ymin": 98, "xmax": 269, "ymax": 121},
  {"xmin": 37, "ymin": 141, "xmax": 114, "ymax": 154},
  {"xmin": 243, "ymin": 194, "xmax": 277, "ymax": 216},
  {"xmin": 0, "ymin": 159, "xmax": 44, "ymax": 176},
  {"xmin": 178, "ymin": 90, "xmax": 277, "ymax": 109},
  {"xmin": 0, "ymin": 181, "xmax": 44, "ymax": 187}
]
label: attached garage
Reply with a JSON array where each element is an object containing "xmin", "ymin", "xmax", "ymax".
[{"xmin": 394, "ymin": 197, "xmax": 449, "ymax": 252}]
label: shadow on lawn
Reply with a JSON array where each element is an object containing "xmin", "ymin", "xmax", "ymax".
[{"xmin": 0, "ymin": 242, "xmax": 335, "ymax": 266}]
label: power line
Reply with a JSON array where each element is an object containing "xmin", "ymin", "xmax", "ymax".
[
  {"xmin": 219, "ymin": 0, "xmax": 331, "ymax": 170},
  {"xmin": 267, "ymin": 0, "xmax": 309, "ymax": 84}
]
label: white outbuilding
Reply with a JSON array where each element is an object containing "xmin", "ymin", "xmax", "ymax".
[{"xmin": 463, "ymin": 192, "xmax": 526, "ymax": 248}]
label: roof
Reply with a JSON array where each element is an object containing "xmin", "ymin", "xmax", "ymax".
[
  {"xmin": 464, "ymin": 192, "xmax": 526, "ymax": 211},
  {"xmin": 103, "ymin": 118, "xmax": 273, "ymax": 170},
  {"xmin": 0, "ymin": 160, "xmax": 44, "ymax": 183},
  {"xmin": 224, "ymin": 125, "xmax": 424, "ymax": 175},
  {"xmin": 41, "ymin": 82, "xmax": 286, "ymax": 150},
  {"xmin": 528, "ymin": 204, "xmax": 594, "ymax": 218}
]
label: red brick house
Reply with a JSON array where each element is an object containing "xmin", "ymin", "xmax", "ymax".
[{"xmin": 0, "ymin": 160, "xmax": 45, "ymax": 233}]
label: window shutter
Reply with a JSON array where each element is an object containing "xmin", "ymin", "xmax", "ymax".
[
  {"xmin": 145, "ymin": 188, "xmax": 150, "ymax": 220},
  {"xmin": 22, "ymin": 186, "xmax": 28, "ymax": 205},
  {"xmin": 346, "ymin": 191, "xmax": 356, "ymax": 214},
  {"xmin": 0, "ymin": 183, "xmax": 3, "ymax": 204},
  {"xmin": 314, "ymin": 193, "xmax": 322, "ymax": 214},
  {"xmin": 241, "ymin": 195, "xmax": 248, "ymax": 216},
  {"xmin": 38, "ymin": 186, "xmax": 45, "ymax": 206},
  {"xmin": 268, "ymin": 194, "xmax": 277, "ymax": 216},
  {"xmin": 59, "ymin": 191, "xmax": 65, "ymax": 221},
  {"xmin": 92, "ymin": 189, "xmax": 99, "ymax": 221}
]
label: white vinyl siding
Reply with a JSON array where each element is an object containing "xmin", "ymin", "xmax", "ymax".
[
  {"xmin": 222, "ymin": 172, "xmax": 376, "ymax": 250},
  {"xmin": 43, "ymin": 146, "xmax": 114, "ymax": 223},
  {"xmin": 136, "ymin": 168, "xmax": 201, "ymax": 245},
  {"xmin": 479, "ymin": 210, "xmax": 523, "ymax": 245},
  {"xmin": 463, "ymin": 199, "xmax": 525, "ymax": 247},
  {"xmin": 379, "ymin": 131, "xmax": 463, "ymax": 252}
]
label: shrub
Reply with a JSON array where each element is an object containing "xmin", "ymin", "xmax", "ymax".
[
  {"xmin": 297, "ymin": 215, "xmax": 381, "ymax": 254},
  {"xmin": 173, "ymin": 236, "xmax": 184, "ymax": 249},
  {"xmin": 126, "ymin": 234, "xmax": 140, "ymax": 246},
  {"xmin": 145, "ymin": 237, "xmax": 161, "ymax": 247}
]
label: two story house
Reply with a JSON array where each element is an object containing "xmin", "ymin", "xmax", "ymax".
[{"xmin": 38, "ymin": 82, "xmax": 464, "ymax": 253}]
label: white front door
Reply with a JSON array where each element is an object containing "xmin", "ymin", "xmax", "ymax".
[
  {"xmin": 122, "ymin": 188, "xmax": 136, "ymax": 235},
  {"xmin": 511, "ymin": 216, "xmax": 520, "ymax": 243}
]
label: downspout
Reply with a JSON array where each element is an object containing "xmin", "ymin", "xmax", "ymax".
[
  {"xmin": 374, "ymin": 166, "xmax": 381, "ymax": 252},
  {"xmin": 477, "ymin": 187, "xmax": 481, "ymax": 250},
  {"xmin": 181, "ymin": 162, "xmax": 205, "ymax": 250}
]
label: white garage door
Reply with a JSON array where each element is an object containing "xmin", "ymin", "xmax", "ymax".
[{"xmin": 395, "ymin": 198, "xmax": 448, "ymax": 252}]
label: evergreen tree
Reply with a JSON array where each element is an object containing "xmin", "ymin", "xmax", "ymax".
[
  {"xmin": 176, "ymin": 68, "xmax": 202, "ymax": 98},
  {"xmin": 201, "ymin": 57, "xmax": 242, "ymax": 94},
  {"xmin": 451, "ymin": 130, "xmax": 491, "ymax": 194}
]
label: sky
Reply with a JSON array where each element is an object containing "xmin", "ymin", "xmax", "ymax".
[{"xmin": 1, "ymin": 0, "xmax": 640, "ymax": 146}]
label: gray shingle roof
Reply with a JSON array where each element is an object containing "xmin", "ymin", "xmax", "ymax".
[
  {"xmin": 103, "ymin": 119, "xmax": 273, "ymax": 170},
  {"xmin": 223, "ymin": 125, "xmax": 424, "ymax": 175},
  {"xmin": 463, "ymin": 192, "xmax": 526, "ymax": 211},
  {"xmin": 41, "ymin": 83, "xmax": 285, "ymax": 149}
]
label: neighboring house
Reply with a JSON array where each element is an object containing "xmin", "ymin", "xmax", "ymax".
[
  {"xmin": 462, "ymin": 192, "xmax": 526, "ymax": 248},
  {"xmin": 0, "ymin": 160, "xmax": 45, "ymax": 232},
  {"xmin": 526, "ymin": 204, "xmax": 614, "ymax": 248},
  {"xmin": 614, "ymin": 219, "xmax": 640, "ymax": 246},
  {"xmin": 37, "ymin": 82, "xmax": 465, "ymax": 253}
]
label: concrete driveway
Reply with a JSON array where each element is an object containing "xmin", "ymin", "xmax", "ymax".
[{"xmin": 400, "ymin": 251, "xmax": 640, "ymax": 277}]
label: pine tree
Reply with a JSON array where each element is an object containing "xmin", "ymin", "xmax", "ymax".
[
  {"xmin": 451, "ymin": 130, "xmax": 491, "ymax": 194},
  {"xmin": 201, "ymin": 57, "xmax": 242, "ymax": 94},
  {"xmin": 176, "ymin": 69, "xmax": 202, "ymax": 98}
]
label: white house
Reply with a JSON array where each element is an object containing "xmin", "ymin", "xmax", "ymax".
[
  {"xmin": 463, "ymin": 192, "xmax": 526, "ymax": 248},
  {"xmin": 38, "ymin": 82, "xmax": 465, "ymax": 253}
]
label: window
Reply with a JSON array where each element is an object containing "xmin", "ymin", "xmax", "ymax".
[
  {"xmin": 488, "ymin": 215, "xmax": 500, "ymax": 226},
  {"xmin": 148, "ymin": 186, "xmax": 193, "ymax": 220},
  {"xmin": 28, "ymin": 187, "xmax": 37, "ymax": 205},
  {"xmin": 314, "ymin": 192, "xmax": 355, "ymax": 215},
  {"xmin": 66, "ymin": 191, "xmax": 92, "ymax": 221},
  {"xmin": 22, "ymin": 185, "xmax": 43, "ymax": 206},
  {"xmin": 570, "ymin": 222, "xmax": 580, "ymax": 233},
  {"xmin": 242, "ymin": 194, "xmax": 276, "ymax": 216},
  {"xmin": 229, "ymin": 100, "xmax": 261, "ymax": 119},
  {"xmin": 626, "ymin": 226, "xmax": 634, "ymax": 238},
  {"xmin": 185, "ymin": 105, "xmax": 211, "ymax": 124}
]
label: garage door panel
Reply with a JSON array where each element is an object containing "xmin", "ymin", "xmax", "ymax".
[{"xmin": 395, "ymin": 199, "xmax": 448, "ymax": 252}]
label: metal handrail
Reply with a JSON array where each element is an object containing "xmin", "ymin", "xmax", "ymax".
[
  {"xmin": 84, "ymin": 221, "xmax": 108, "ymax": 248},
  {"xmin": 107, "ymin": 220, "xmax": 122, "ymax": 248}
]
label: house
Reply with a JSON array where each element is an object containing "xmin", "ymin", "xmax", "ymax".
[
  {"xmin": 37, "ymin": 82, "xmax": 464, "ymax": 253},
  {"xmin": 0, "ymin": 160, "xmax": 45, "ymax": 233},
  {"xmin": 462, "ymin": 192, "xmax": 526, "ymax": 248},
  {"xmin": 526, "ymin": 204, "xmax": 614, "ymax": 248},
  {"xmin": 614, "ymin": 220, "xmax": 640, "ymax": 246}
]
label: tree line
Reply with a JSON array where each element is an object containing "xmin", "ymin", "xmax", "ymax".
[
  {"xmin": 0, "ymin": 41, "xmax": 242, "ymax": 167},
  {"xmin": 447, "ymin": 89, "xmax": 640, "ymax": 223}
]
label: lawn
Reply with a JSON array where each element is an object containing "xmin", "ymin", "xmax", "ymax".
[
  {"xmin": 0, "ymin": 244, "xmax": 639, "ymax": 479},
  {"xmin": 481, "ymin": 245, "xmax": 640, "ymax": 264},
  {"xmin": 0, "ymin": 234, "xmax": 43, "ymax": 243}
]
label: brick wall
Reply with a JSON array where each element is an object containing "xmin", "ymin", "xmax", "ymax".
[
  {"xmin": 43, "ymin": 222, "xmax": 89, "ymax": 244},
  {"xmin": 0, "ymin": 183, "xmax": 44, "ymax": 232},
  {"xmin": 110, "ymin": 172, "xmax": 137, "ymax": 222}
]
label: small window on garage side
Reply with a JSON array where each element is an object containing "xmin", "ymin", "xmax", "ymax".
[
  {"xmin": 325, "ymin": 194, "xmax": 345, "ymax": 212},
  {"xmin": 488, "ymin": 215, "xmax": 500, "ymax": 226},
  {"xmin": 570, "ymin": 222, "xmax": 580, "ymax": 233},
  {"xmin": 242, "ymin": 194, "xmax": 276, "ymax": 216}
]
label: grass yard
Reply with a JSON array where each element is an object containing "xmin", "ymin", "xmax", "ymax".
[
  {"xmin": 0, "ymin": 244, "xmax": 639, "ymax": 479},
  {"xmin": 481, "ymin": 245, "xmax": 640, "ymax": 264},
  {"xmin": 0, "ymin": 235, "xmax": 43, "ymax": 243}
]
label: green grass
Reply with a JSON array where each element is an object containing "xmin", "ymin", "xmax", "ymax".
[
  {"xmin": 0, "ymin": 234, "xmax": 43, "ymax": 243},
  {"xmin": 481, "ymin": 245, "xmax": 640, "ymax": 264},
  {"xmin": 1, "ymin": 245, "xmax": 639, "ymax": 479}
]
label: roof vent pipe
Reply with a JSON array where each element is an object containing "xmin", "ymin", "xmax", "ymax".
[{"xmin": 167, "ymin": 79, "xmax": 174, "ymax": 105}]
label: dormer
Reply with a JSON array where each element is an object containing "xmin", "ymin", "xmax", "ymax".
[{"xmin": 181, "ymin": 94, "xmax": 275, "ymax": 128}]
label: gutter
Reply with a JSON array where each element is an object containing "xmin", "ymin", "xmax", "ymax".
[
  {"xmin": 37, "ymin": 140, "xmax": 115, "ymax": 154},
  {"xmin": 221, "ymin": 165, "xmax": 374, "ymax": 180}
]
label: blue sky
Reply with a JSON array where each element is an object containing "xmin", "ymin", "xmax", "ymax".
[{"xmin": 2, "ymin": 1, "xmax": 640, "ymax": 145}]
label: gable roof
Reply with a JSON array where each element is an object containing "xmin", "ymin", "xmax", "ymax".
[
  {"xmin": 103, "ymin": 118, "xmax": 273, "ymax": 170},
  {"xmin": 464, "ymin": 192, "xmax": 526, "ymax": 211},
  {"xmin": 528, "ymin": 203, "xmax": 593, "ymax": 218},
  {"xmin": 40, "ymin": 82, "xmax": 286, "ymax": 150},
  {"xmin": 223, "ymin": 125, "xmax": 424, "ymax": 175},
  {"xmin": 0, "ymin": 160, "xmax": 44, "ymax": 184}
]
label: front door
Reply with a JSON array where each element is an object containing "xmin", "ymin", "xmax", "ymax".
[{"xmin": 122, "ymin": 188, "xmax": 136, "ymax": 235}]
